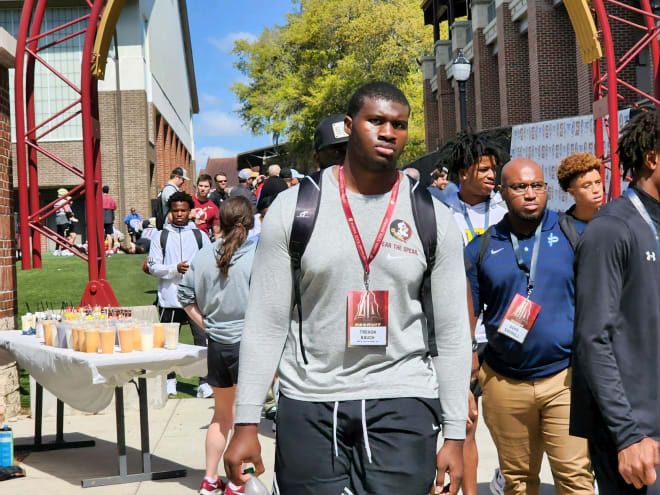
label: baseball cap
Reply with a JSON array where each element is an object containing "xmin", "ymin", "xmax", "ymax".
[
  {"xmin": 57, "ymin": 188, "xmax": 68, "ymax": 197},
  {"xmin": 314, "ymin": 114, "xmax": 349, "ymax": 152},
  {"xmin": 238, "ymin": 168, "xmax": 254, "ymax": 180},
  {"xmin": 172, "ymin": 167, "xmax": 190, "ymax": 180}
]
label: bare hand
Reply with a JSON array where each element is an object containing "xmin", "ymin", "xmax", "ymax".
[
  {"xmin": 436, "ymin": 439, "xmax": 464, "ymax": 494},
  {"xmin": 224, "ymin": 424, "xmax": 265, "ymax": 486},
  {"xmin": 618, "ymin": 437, "xmax": 659, "ymax": 489},
  {"xmin": 176, "ymin": 261, "xmax": 189, "ymax": 274}
]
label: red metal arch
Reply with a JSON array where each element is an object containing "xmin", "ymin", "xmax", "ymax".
[
  {"xmin": 591, "ymin": 0, "xmax": 659, "ymax": 200},
  {"xmin": 15, "ymin": 0, "xmax": 118, "ymax": 306}
]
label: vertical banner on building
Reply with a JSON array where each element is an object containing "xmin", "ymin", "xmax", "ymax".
[{"xmin": 510, "ymin": 109, "xmax": 630, "ymax": 211}]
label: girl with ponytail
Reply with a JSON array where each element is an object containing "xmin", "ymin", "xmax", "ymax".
[{"xmin": 177, "ymin": 196, "xmax": 257, "ymax": 495}]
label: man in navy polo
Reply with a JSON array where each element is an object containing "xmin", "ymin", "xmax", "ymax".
[{"xmin": 465, "ymin": 158, "xmax": 594, "ymax": 495}]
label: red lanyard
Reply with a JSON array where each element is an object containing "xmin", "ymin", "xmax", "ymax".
[{"xmin": 338, "ymin": 165, "xmax": 400, "ymax": 288}]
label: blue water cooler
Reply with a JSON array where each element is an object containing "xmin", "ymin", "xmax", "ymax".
[{"xmin": 0, "ymin": 424, "xmax": 13, "ymax": 467}]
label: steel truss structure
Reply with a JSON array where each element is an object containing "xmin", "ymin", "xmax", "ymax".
[
  {"xmin": 590, "ymin": 0, "xmax": 659, "ymax": 199},
  {"xmin": 15, "ymin": 0, "xmax": 118, "ymax": 306}
]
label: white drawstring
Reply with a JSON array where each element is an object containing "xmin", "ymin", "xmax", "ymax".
[
  {"xmin": 361, "ymin": 399, "xmax": 372, "ymax": 464},
  {"xmin": 333, "ymin": 401, "xmax": 339, "ymax": 457}
]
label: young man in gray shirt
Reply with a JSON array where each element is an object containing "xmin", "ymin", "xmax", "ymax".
[{"xmin": 224, "ymin": 82, "xmax": 471, "ymax": 495}]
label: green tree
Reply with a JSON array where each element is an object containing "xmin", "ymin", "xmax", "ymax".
[{"xmin": 231, "ymin": 0, "xmax": 433, "ymax": 170}]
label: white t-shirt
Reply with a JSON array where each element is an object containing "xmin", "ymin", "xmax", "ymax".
[{"xmin": 445, "ymin": 191, "xmax": 508, "ymax": 342}]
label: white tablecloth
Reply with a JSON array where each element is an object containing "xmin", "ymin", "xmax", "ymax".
[{"xmin": 0, "ymin": 331, "xmax": 207, "ymax": 413}]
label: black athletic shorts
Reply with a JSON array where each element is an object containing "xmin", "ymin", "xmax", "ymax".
[
  {"xmin": 56, "ymin": 223, "xmax": 71, "ymax": 238},
  {"xmin": 206, "ymin": 340, "xmax": 239, "ymax": 388},
  {"xmin": 104, "ymin": 223, "xmax": 113, "ymax": 235},
  {"xmin": 273, "ymin": 395, "xmax": 441, "ymax": 495}
]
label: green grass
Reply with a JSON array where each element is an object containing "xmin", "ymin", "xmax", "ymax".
[{"xmin": 16, "ymin": 253, "xmax": 200, "ymax": 407}]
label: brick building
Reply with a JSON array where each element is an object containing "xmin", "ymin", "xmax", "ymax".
[
  {"xmin": 0, "ymin": 0, "xmax": 199, "ymax": 250},
  {"xmin": 420, "ymin": 0, "xmax": 653, "ymax": 151}
]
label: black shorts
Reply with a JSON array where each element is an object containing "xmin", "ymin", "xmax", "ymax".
[
  {"xmin": 206, "ymin": 340, "xmax": 240, "ymax": 388},
  {"xmin": 56, "ymin": 223, "xmax": 71, "ymax": 238},
  {"xmin": 273, "ymin": 395, "xmax": 441, "ymax": 495},
  {"xmin": 104, "ymin": 223, "xmax": 113, "ymax": 235}
]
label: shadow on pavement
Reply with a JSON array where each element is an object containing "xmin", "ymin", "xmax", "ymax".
[{"xmin": 15, "ymin": 433, "xmax": 198, "ymax": 490}]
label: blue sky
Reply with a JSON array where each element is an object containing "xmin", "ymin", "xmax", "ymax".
[{"xmin": 187, "ymin": 0, "xmax": 295, "ymax": 168}]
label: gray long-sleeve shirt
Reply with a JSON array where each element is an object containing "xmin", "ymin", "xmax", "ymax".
[{"xmin": 234, "ymin": 167, "xmax": 471, "ymax": 439}]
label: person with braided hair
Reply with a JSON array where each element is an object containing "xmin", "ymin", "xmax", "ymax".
[{"xmin": 178, "ymin": 195, "xmax": 257, "ymax": 495}]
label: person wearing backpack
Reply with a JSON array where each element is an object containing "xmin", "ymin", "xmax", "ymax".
[
  {"xmin": 155, "ymin": 167, "xmax": 190, "ymax": 229},
  {"xmin": 442, "ymin": 132, "xmax": 509, "ymax": 495},
  {"xmin": 224, "ymin": 82, "xmax": 471, "ymax": 495},
  {"xmin": 556, "ymin": 152, "xmax": 604, "ymax": 240},
  {"xmin": 465, "ymin": 159, "xmax": 594, "ymax": 494},
  {"xmin": 148, "ymin": 191, "xmax": 211, "ymax": 397}
]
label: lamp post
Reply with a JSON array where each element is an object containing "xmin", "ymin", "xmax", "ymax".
[{"xmin": 453, "ymin": 51, "xmax": 471, "ymax": 131}]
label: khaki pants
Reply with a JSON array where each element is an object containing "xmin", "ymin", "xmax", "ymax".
[{"xmin": 479, "ymin": 362, "xmax": 594, "ymax": 495}]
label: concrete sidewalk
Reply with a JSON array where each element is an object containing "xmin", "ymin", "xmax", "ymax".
[{"xmin": 0, "ymin": 398, "xmax": 555, "ymax": 494}]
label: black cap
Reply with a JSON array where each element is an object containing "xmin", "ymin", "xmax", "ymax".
[{"xmin": 314, "ymin": 114, "xmax": 349, "ymax": 152}]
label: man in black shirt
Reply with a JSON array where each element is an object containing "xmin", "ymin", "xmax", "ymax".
[
  {"xmin": 571, "ymin": 109, "xmax": 660, "ymax": 494},
  {"xmin": 209, "ymin": 173, "xmax": 228, "ymax": 208}
]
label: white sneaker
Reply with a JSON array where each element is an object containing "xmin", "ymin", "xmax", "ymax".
[
  {"xmin": 167, "ymin": 379, "xmax": 177, "ymax": 396},
  {"xmin": 197, "ymin": 382, "xmax": 213, "ymax": 398},
  {"xmin": 62, "ymin": 249, "xmax": 73, "ymax": 256},
  {"xmin": 53, "ymin": 250, "xmax": 61, "ymax": 256},
  {"xmin": 490, "ymin": 467, "xmax": 505, "ymax": 495}
]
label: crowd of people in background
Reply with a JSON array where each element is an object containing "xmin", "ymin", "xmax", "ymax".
[{"xmin": 47, "ymin": 79, "xmax": 660, "ymax": 495}]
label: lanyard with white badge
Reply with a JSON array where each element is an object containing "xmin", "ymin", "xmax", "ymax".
[
  {"xmin": 339, "ymin": 165, "xmax": 400, "ymax": 348},
  {"xmin": 460, "ymin": 198, "xmax": 490, "ymax": 241},
  {"xmin": 497, "ymin": 220, "xmax": 543, "ymax": 344},
  {"xmin": 626, "ymin": 188, "xmax": 660, "ymax": 252}
]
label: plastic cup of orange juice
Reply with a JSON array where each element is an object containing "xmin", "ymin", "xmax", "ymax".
[
  {"xmin": 42, "ymin": 320, "xmax": 54, "ymax": 346},
  {"xmin": 99, "ymin": 326, "xmax": 116, "ymax": 354},
  {"xmin": 132, "ymin": 325, "xmax": 142, "ymax": 351},
  {"xmin": 117, "ymin": 324, "xmax": 134, "ymax": 353},
  {"xmin": 153, "ymin": 323, "xmax": 165, "ymax": 348},
  {"xmin": 85, "ymin": 326, "xmax": 100, "ymax": 353}
]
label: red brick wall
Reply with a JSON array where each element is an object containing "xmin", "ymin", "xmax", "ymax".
[
  {"xmin": 0, "ymin": 67, "xmax": 16, "ymax": 329},
  {"xmin": 423, "ymin": 79, "xmax": 440, "ymax": 151},
  {"xmin": 497, "ymin": 1, "xmax": 531, "ymax": 126},
  {"xmin": 473, "ymin": 30, "xmax": 501, "ymax": 130},
  {"xmin": 576, "ymin": 40, "xmax": 593, "ymax": 115},
  {"xmin": 527, "ymin": 0, "xmax": 578, "ymax": 121}
]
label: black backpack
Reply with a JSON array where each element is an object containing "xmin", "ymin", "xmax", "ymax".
[
  {"xmin": 159, "ymin": 229, "xmax": 203, "ymax": 257},
  {"xmin": 289, "ymin": 171, "xmax": 439, "ymax": 364},
  {"xmin": 153, "ymin": 184, "xmax": 177, "ymax": 230}
]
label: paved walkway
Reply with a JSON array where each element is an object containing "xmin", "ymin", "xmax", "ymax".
[{"xmin": 0, "ymin": 398, "xmax": 555, "ymax": 494}]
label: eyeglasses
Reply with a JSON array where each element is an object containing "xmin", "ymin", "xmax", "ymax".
[{"xmin": 505, "ymin": 182, "xmax": 547, "ymax": 195}]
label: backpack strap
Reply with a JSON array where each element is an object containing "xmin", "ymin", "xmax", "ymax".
[
  {"xmin": 558, "ymin": 213, "xmax": 580, "ymax": 250},
  {"xmin": 192, "ymin": 229, "xmax": 204, "ymax": 250},
  {"xmin": 160, "ymin": 230, "xmax": 169, "ymax": 258},
  {"xmin": 477, "ymin": 225, "xmax": 495, "ymax": 268},
  {"xmin": 289, "ymin": 171, "xmax": 323, "ymax": 365},
  {"xmin": 408, "ymin": 176, "xmax": 438, "ymax": 357}
]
